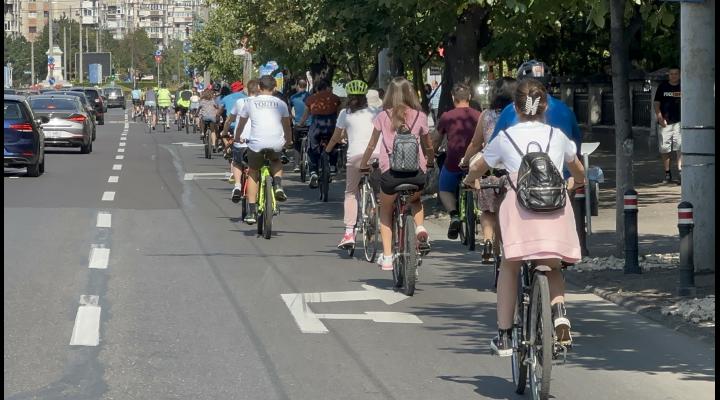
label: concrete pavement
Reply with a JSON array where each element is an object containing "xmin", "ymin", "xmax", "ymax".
[{"xmin": 4, "ymin": 109, "xmax": 714, "ymax": 399}]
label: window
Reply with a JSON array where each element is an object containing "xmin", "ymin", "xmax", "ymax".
[
  {"xmin": 43, "ymin": 10, "xmax": 48, "ymax": 17},
  {"xmin": 28, "ymin": 11, "xmax": 37, "ymax": 18},
  {"xmin": 29, "ymin": 26, "xmax": 37, "ymax": 33}
]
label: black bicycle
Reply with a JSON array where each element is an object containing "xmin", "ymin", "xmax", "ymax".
[{"xmin": 390, "ymin": 183, "xmax": 427, "ymax": 296}]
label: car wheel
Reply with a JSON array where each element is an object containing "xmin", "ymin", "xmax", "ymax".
[
  {"xmin": 39, "ymin": 153, "xmax": 45, "ymax": 174},
  {"xmin": 92, "ymin": 128, "xmax": 96, "ymax": 141},
  {"xmin": 26, "ymin": 159, "xmax": 41, "ymax": 177},
  {"xmin": 80, "ymin": 139, "xmax": 92, "ymax": 154},
  {"xmin": 98, "ymin": 116, "xmax": 105, "ymax": 125}
]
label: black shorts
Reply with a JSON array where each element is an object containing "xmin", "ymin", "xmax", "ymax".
[
  {"xmin": 232, "ymin": 146, "xmax": 248, "ymax": 168},
  {"xmin": 380, "ymin": 170, "xmax": 426, "ymax": 195},
  {"xmin": 132, "ymin": 99, "xmax": 141, "ymax": 105},
  {"xmin": 175, "ymin": 105, "xmax": 188, "ymax": 113},
  {"xmin": 246, "ymin": 148, "xmax": 281, "ymax": 170}
]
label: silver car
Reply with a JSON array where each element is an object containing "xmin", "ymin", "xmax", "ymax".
[{"xmin": 27, "ymin": 95, "xmax": 94, "ymax": 154}]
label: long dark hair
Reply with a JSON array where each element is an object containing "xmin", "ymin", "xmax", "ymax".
[
  {"xmin": 346, "ymin": 94, "xmax": 368, "ymax": 113},
  {"xmin": 490, "ymin": 77, "xmax": 516, "ymax": 111}
]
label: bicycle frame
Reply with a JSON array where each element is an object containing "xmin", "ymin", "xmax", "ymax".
[{"xmin": 256, "ymin": 162, "xmax": 276, "ymax": 216}]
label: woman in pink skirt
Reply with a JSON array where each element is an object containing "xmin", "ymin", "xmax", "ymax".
[{"xmin": 463, "ymin": 78, "xmax": 586, "ymax": 356}]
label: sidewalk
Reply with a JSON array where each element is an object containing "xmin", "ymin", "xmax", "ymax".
[{"xmin": 424, "ymin": 127, "xmax": 715, "ymax": 342}]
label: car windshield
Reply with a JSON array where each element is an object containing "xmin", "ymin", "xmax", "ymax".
[
  {"xmin": 4, "ymin": 101, "xmax": 27, "ymax": 120},
  {"xmin": 105, "ymin": 89, "xmax": 121, "ymax": 95},
  {"xmin": 48, "ymin": 92, "xmax": 88, "ymax": 103},
  {"xmin": 72, "ymin": 89, "xmax": 98, "ymax": 100},
  {"xmin": 29, "ymin": 98, "xmax": 78, "ymax": 111}
]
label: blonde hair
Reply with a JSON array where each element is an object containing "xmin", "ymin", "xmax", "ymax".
[{"xmin": 382, "ymin": 77, "xmax": 422, "ymax": 130}]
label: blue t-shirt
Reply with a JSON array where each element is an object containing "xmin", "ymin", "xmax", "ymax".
[
  {"xmin": 490, "ymin": 95, "xmax": 582, "ymax": 178},
  {"xmin": 290, "ymin": 91, "xmax": 312, "ymax": 125},
  {"xmin": 131, "ymin": 89, "xmax": 141, "ymax": 100},
  {"xmin": 219, "ymin": 92, "xmax": 247, "ymax": 129}
]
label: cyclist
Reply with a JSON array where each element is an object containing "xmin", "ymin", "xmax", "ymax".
[
  {"xmin": 175, "ymin": 85, "xmax": 193, "ymax": 126},
  {"xmin": 325, "ymin": 80, "xmax": 381, "ymax": 249},
  {"xmin": 461, "ymin": 77, "xmax": 517, "ymax": 260},
  {"xmin": 223, "ymin": 79, "xmax": 260, "ymax": 203},
  {"xmin": 156, "ymin": 82, "xmax": 173, "ymax": 129},
  {"xmin": 218, "ymin": 81, "xmax": 247, "ymax": 153},
  {"xmin": 359, "ymin": 77, "xmax": 434, "ymax": 270},
  {"xmin": 289, "ymin": 79, "xmax": 312, "ymax": 172},
  {"xmin": 298, "ymin": 79, "xmax": 342, "ymax": 188},
  {"xmin": 432, "ymin": 83, "xmax": 481, "ymax": 240},
  {"xmin": 233, "ymin": 75, "xmax": 293, "ymax": 224},
  {"xmin": 144, "ymin": 86, "xmax": 158, "ymax": 129},
  {"xmin": 131, "ymin": 86, "xmax": 143, "ymax": 118},
  {"xmin": 463, "ymin": 78, "xmax": 585, "ymax": 356},
  {"xmin": 199, "ymin": 89, "xmax": 218, "ymax": 140},
  {"xmin": 189, "ymin": 88, "xmax": 201, "ymax": 129}
]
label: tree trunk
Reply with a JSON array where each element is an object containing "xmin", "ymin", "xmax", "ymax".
[
  {"xmin": 309, "ymin": 55, "xmax": 334, "ymax": 85},
  {"xmin": 414, "ymin": 55, "xmax": 430, "ymax": 113},
  {"xmin": 440, "ymin": 4, "xmax": 490, "ymax": 117},
  {"xmin": 610, "ymin": 0, "xmax": 634, "ymax": 256}
]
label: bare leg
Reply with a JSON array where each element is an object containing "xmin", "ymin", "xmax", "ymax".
[
  {"xmin": 676, "ymin": 150, "xmax": 682, "ymax": 174},
  {"xmin": 661, "ymin": 152, "xmax": 671, "ymax": 172},
  {"xmin": 496, "ymin": 260, "xmax": 522, "ymax": 330},
  {"xmin": 409, "ymin": 192, "xmax": 425, "ymax": 229},
  {"xmin": 379, "ymin": 192, "xmax": 397, "ymax": 257},
  {"xmin": 439, "ymin": 191, "xmax": 457, "ymax": 213},
  {"xmin": 480, "ymin": 211, "xmax": 496, "ymax": 241}
]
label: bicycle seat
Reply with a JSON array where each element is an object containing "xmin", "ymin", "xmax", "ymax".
[{"xmin": 394, "ymin": 184, "xmax": 419, "ymax": 192}]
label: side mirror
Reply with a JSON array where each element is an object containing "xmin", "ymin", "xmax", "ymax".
[{"xmin": 36, "ymin": 116, "xmax": 50, "ymax": 124}]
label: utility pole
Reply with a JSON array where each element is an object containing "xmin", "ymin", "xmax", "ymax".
[
  {"xmin": 31, "ymin": 40, "xmax": 35, "ymax": 86},
  {"xmin": 47, "ymin": 0, "xmax": 53, "ymax": 84},
  {"xmin": 79, "ymin": 22, "xmax": 83, "ymax": 84},
  {"xmin": 681, "ymin": 0, "xmax": 715, "ymax": 273},
  {"xmin": 63, "ymin": 27, "xmax": 67, "ymax": 81}
]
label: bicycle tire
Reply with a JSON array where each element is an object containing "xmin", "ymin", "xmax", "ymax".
[
  {"xmin": 391, "ymin": 210, "xmax": 403, "ymax": 289},
  {"xmin": 465, "ymin": 190, "xmax": 476, "ymax": 251},
  {"xmin": 458, "ymin": 191, "xmax": 467, "ymax": 245},
  {"xmin": 512, "ymin": 273, "xmax": 528, "ymax": 394},
  {"xmin": 205, "ymin": 141, "xmax": 211, "ymax": 159},
  {"xmin": 529, "ymin": 273, "xmax": 553, "ymax": 400},
  {"xmin": 185, "ymin": 116, "xmax": 190, "ymax": 134},
  {"xmin": 240, "ymin": 173, "xmax": 249, "ymax": 221},
  {"xmin": 402, "ymin": 213, "xmax": 418, "ymax": 296},
  {"xmin": 362, "ymin": 189, "xmax": 379, "ymax": 263},
  {"xmin": 300, "ymin": 138, "xmax": 308, "ymax": 182},
  {"xmin": 320, "ymin": 152, "xmax": 330, "ymax": 202},
  {"xmin": 263, "ymin": 176, "xmax": 273, "ymax": 239}
]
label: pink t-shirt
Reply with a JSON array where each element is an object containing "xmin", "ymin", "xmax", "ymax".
[{"xmin": 372, "ymin": 108, "xmax": 430, "ymax": 173}]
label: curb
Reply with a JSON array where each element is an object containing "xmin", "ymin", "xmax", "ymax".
[{"xmin": 564, "ymin": 275, "xmax": 715, "ymax": 344}]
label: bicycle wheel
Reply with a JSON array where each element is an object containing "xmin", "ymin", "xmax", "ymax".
[
  {"xmin": 458, "ymin": 191, "xmax": 467, "ymax": 245},
  {"xmin": 391, "ymin": 217, "xmax": 403, "ymax": 289},
  {"xmin": 512, "ymin": 274, "xmax": 528, "ymax": 394},
  {"xmin": 401, "ymin": 213, "xmax": 418, "ymax": 296},
  {"xmin": 263, "ymin": 175, "xmax": 273, "ymax": 239},
  {"xmin": 205, "ymin": 139, "xmax": 211, "ymax": 159},
  {"xmin": 320, "ymin": 152, "xmax": 330, "ymax": 202},
  {"xmin": 299, "ymin": 137, "xmax": 308, "ymax": 182},
  {"xmin": 465, "ymin": 190, "xmax": 476, "ymax": 251},
  {"xmin": 185, "ymin": 116, "xmax": 190, "ymax": 134},
  {"xmin": 528, "ymin": 273, "xmax": 553, "ymax": 400},
  {"xmin": 240, "ymin": 173, "xmax": 249, "ymax": 221},
  {"xmin": 362, "ymin": 189, "xmax": 379, "ymax": 263}
]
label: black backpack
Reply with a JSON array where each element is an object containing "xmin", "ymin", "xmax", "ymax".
[
  {"xmin": 381, "ymin": 110, "xmax": 421, "ymax": 173},
  {"xmin": 503, "ymin": 127, "xmax": 566, "ymax": 212}
]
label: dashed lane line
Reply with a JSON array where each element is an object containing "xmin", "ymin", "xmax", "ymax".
[
  {"xmin": 69, "ymin": 295, "xmax": 101, "ymax": 346},
  {"xmin": 108, "ymin": 176, "xmax": 119, "ymax": 183},
  {"xmin": 115, "ymin": 155, "xmax": 124, "ymax": 160},
  {"xmin": 88, "ymin": 247, "xmax": 110, "ymax": 269},
  {"xmin": 101, "ymin": 191, "xmax": 116, "ymax": 201},
  {"xmin": 97, "ymin": 212, "xmax": 111, "ymax": 228},
  {"xmin": 112, "ymin": 164, "xmax": 122, "ymax": 171},
  {"xmin": 118, "ymin": 148, "xmax": 125, "ymax": 153}
]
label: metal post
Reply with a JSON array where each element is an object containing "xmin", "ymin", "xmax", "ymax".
[
  {"xmin": 79, "ymin": 23, "xmax": 83, "ymax": 84},
  {"xmin": 583, "ymin": 152, "xmax": 592, "ymax": 235},
  {"xmin": 31, "ymin": 41, "xmax": 35, "ymax": 86},
  {"xmin": 573, "ymin": 188, "xmax": 589, "ymax": 256},
  {"xmin": 677, "ymin": 202, "xmax": 696, "ymax": 296},
  {"xmin": 63, "ymin": 27, "xmax": 67, "ymax": 82},
  {"xmin": 624, "ymin": 189, "xmax": 641, "ymax": 274},
  {"xmin": 157, "ymin": 61, "xmax": 160, "ymax": 87}
]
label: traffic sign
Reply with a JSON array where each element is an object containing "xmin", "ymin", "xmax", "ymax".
[
  {"xmin": 48, "ymin": 56, "xmax": 55, "ymax": 64},
  {"xmin": 155, "ymin": 55, "xmax": 162, "ymax": 63},
  {"xmin": 49, "ymin": 77, "xmax": 56, "ymax": 85},
  {"xmin": 48, "ymin": 63, "xmax": 55, "ymax": 70},
  {"xmin": 154, "ymin": 49, "xmax": 162, "ymax": 56}
]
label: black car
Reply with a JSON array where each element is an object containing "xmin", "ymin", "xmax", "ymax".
[
  {"xmin": 70, "ymin": 87, "xmax": 105, "ymax": 125},
  {"xmin": 4, "ymin": 94, "xmax": 47, "ymax": 176},
  {"xmin": 44, "ymin": 91, "xmax": 97, "ymax": 141},
  {"xmin": 102, "ymin": 87, "xmax": 125, "ymax": 109}
]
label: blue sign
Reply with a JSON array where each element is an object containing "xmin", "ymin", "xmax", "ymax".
[
  {"xmin": 48, "ymin": 56, "xmax": 55, "ymax": 64},
  {"xmin": 197, "ymin": 83, "xmax": 204, "ymax": 91},
  {"xmin": 183, "ymin": 40, "xmax": 191, "ymax": 53},
  {"xmin": 259, "ymin": 61, "xmax": 279, "ymax": 77},
  {"xmin": 154, "ymin": 49, "xmax": 162, "ymax": 56},
  {"xmin": 48, "ymin": 77, "xmax": 56, "ymax": 85}
]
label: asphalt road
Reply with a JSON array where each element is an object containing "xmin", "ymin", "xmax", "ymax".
[{"xmin": 4, "ymin": 108, "xmax": 715, "ymax": 400}]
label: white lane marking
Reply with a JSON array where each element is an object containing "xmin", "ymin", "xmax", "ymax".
[
  {"xmin": 112, "ymin": 164, "xmax": 122, "ymax": 170},
  {"xmin": 88, "ymin": 247, "xmax": 110, "ymax": 269},
  {"xmin": 108, "ymin": 176, "xmax": 119, "ymax": 183},
  {"xmin": 120, "ymin": 137, "xmax": 126, "ymax": 141},
  {"xmin": 102, "ymin": 191, "xmax": 115, "ymax": 201},
  {"xmin": 96, "ymin": 212, "xmax": 112, "ymax": 228},
  {"xmin": 119, "ymin": 142, "xmax": 126, "ymax": 147},
  {"xmin": 184, "ymin": 172, "xmax": 232, "ymax": 181},
  {"xmin": 9, "ymin": 176, "xmax": 19, "ymax": 179},
  {"xmin": 172, "ymin": 142, "xmax": 205, "ymax": 147},
  {"xmin": 280, "ymin": 285, "xmax": 417, "ymax": 334},
  {"xmin": 115, "ymin": 155, "xmax": 124, "ymax": 160},
  {"xmin": 69, "ymin": 295, "xmax": 101, "ymax": 346},
  {"xmin": 118, "ymin": 148, "xmax": 125, "ymax": 153}
]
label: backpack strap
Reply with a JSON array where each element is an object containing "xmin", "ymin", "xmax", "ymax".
[
  {"xmin": 408, "ymin": 109, "xmax": 420, "ymax": 131},
  {"xmin": 502, "ymin": 130, "xmax": 524, "ymax": 157},
  {"xmin": 380, "ymin": 110, "xmax": 392, "ymax": 155},
  {"xmin": 545, "ymin": 126, "xmax": 554, "ymax": 153}
]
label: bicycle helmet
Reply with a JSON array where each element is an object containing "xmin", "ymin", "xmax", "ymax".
[
  {"xmin": 516, "ymin": 60, "xmax": 551, "ymax": 83},
  {"xmin": 345, "ymin": 80, "xmax": 369, "ymax": 95},
  {"xmin": 212, "ymin": 82, "xmax": 221, "ymax": 92},
  {"xmin": 230, "ymin": 81, "xmax": 244, "ymax": 93}
]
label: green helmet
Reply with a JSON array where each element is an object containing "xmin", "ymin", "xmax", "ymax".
[{"xmin": 345, "ymin": 80, "xmax": 368, "ymax": 95}]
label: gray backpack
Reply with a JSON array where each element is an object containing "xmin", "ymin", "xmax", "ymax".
[{"xmin": 381, "ymin": 110, "xmax": 421, "ymax": 173}]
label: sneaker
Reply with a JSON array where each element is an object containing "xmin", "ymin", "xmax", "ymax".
[
  {"xmin": 244, "ymin": 213, "xmax": 257, "ymax": 225},
  {"xmin": 447, "ymin": 215, "xmax": 461, "ymax": 239},
  {"xmin": 329, "ymin": 165, "xmax": 338, "ymax": 175},
  {"xmin": 309, "ymin": 173, "xmax": 319, "ymax": 188},
  {"xmin": 482, "ymin": 239, "xmax": 493, "ymax": 262},
  {"xmin": 416, "ymin": 226, "xmax": 431, "ymax": 254},
  {"xmin": 490, "ymin": 330, "xmax": 513, "ymax": 357},
  {"xmin": 337, "ymin": 233, "xmax": 355, "ymax": 249},
  {"xmin": 228, "ymin": 176, "xmax": 235, "ymax": 184},
  {"xmin": 662, "ymin": 173, "xmax": 672, "ymax": 184},
  {"xmin": 293, "ymin": 166, "xmax": 301, "ymax": 173},
  {"xmin": 552, "ymin": 303, "xmax": 572, "ymax": 344},
  {"xmin": 376, "ymin": 254, "xmax": 394, "ymax": 271},
  {"xmin": 231, "ymin": 187, "xmax": 242, "ymax": 203},
  {"xmin": 274, "ymin": 187, "xmax": 287, "ymax": 202}
]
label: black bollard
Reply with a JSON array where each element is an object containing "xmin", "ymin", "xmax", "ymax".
[
  {"xmin": 624, "ymin": 189, "xmax": 641, "ymax": 274},
  {"xmin": 677, "ymin": 202, "xmax": 696, "ymax": 297},
  {"xmin": 573, "ymin": 187, "xmax": 589, "ymax": 256}
]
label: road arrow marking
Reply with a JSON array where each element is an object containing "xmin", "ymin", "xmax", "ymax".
[
  {"xmin": 281, "ymin": 284, "xmax": 421, "ymax": 334},
  {"xmin": 172, "ymin": 142, "xmax": 206, "ymax": 147}
]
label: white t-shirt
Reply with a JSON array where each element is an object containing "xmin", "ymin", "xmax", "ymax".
[
  {"xmin": 336, "ymin": 106, "xmax": 381, "ymax": 158},
  {"xmin": 238, "ymin": 94, "xmax": 290, "ymax": 152},
  {"xmin": 231, "ymin": 96, "xmax": 253, "ymax": 149},
  {"xmin": 483, "ymin": 121, "xmax": 576, "ymax": 173}
]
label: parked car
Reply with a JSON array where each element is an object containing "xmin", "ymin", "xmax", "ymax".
[
  {"xmin": 43, "ymin": 91, "xmax": 97, "ymax": 141},
  {"xmin": 102, "ymin": 87, "xmax": 125, "ymax": 109},
  {"xmin": 27, "ymin": 95, "xmax": 94, "ymax": 154},
  {"xmin": 4, "ymin": 94, "xmax": 46, "ymax": 176},
  {"xmin": 5, "ymin": 88, "xmax": 18, "ymax": 95},
  {"xmin": 70, "ymin": 87, "xmax": 105, "ymax": 125}
]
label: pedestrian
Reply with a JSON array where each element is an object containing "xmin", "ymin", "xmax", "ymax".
[
  {"xmin": 428, "ymin": 81, "xmax": 442, "ymax": 125},
  {"xmin": 654, "ymin": 67, "xmax": 682, "ymax": 184},
  {"xmin": 432, "ymin": 83, "xmax": 482, "ymax": 240}
]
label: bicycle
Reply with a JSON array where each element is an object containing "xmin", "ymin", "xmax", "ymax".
[
  {"xmin": 318, "ymin": 137, "xmax": 337, "ymax": 202},
  {"xmin": 296, "ymin": 127, "xmax": 310, "ymax": 183},
  {"xmin": 201, "ymin": 120, "xmax": 215, "ymax": 159},
  {"xmin": 157, "ymin": 106, "xmax": 171, "ymax": 132},
  {"xmin": 177, "ymin": 109, "xmax": 189, "ymax": 133},
  {"xmin": 509, "ymin": 259, "xmax": 570, "ymax": 400},
  {"xmin": 145, "ymin": 106, "xmax": 155, "ymax": 134},
  {"xmin": 389, "ymin": 183, "xmax": 428, "ymax": 296},
  {"xmin": 352, "ymin": 159, "xmax": 380, "ymax": 262},
  {"xmin": 457, "ymin": 169, "xmax": 478, "ymax": 251},
  {"xmin": 255, "ymin": 149, "xmax": 287, "ymax": 240}
]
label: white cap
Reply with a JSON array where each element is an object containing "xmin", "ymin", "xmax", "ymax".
[{"xmin": 366, "ymin": 89, "xmax": 382, "ymax": 108}]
